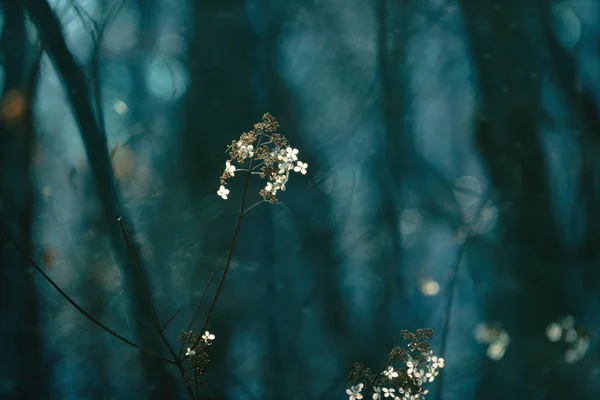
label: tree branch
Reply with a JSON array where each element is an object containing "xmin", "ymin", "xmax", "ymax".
[{"xmin": 0, "ymin": 231, "xmax": 175, "ymax": 364}]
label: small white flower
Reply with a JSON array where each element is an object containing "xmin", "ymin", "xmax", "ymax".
[
  {"xmin": 286, "ymin": 147, "xmax": 299, "ymax": 161},
  {"xmin": 272, "ymin": 146, "xmax": 287, "ymax": 161},
  {"xmin": 372, "ymin": 386, "xmax": 381, "ymax": 400},
  {"xmin": 202, "ymin": 331, "xmax": 215, "ymax": 342},
  {"xmin": 346, "ymin": 383, "xmax": 364, "ymax": 400},
  {"xmin": 294, "ymin": 161, "xmax": 308, "ymax": 175},
  {"xmin": 265, "ymin": 182, "xmax": 277, "ymax": 194},
  {"xmin": 383, "ymin": 366, "xmax": 399, "ymax": 379},
  {"xmin": 432, "ymin": 356, "xmax": 444, "ymax": 369},
  {"xmin": 382, "ymin": 388, "xmax": 395, "ymax": 398},
  {"xmin": 274, "ymin": 175, "xmax": 288, "ymax": 191},
  {"xmin": 217, "ymin": 185, "xmax": 230, "ymax": 200},
  {"xmin": 425, "ymin": 350, "xmax": 434, "ymax": 362},
  {"xmin": 406, "ymin": 360, "xmax": 416, "ymax": 376},
  {"xmin": 186, "ymin": 347, "xmax": 196, "ymax": 356},
  {"xmin": 225, "ymin": 161, "xmax": 236, "ymax": 176},
  {"xmin": 425, "ymin": 369, "xmax": 439, "ymax": 382},
  {"xmin": 278, "ymin": 162, "xmax": 294, "ymax": 175},
  {"xmin": 239, "ymin": 144, "xmax": 254, "ymax": 158},
  {"xmin": 413, "ymin": 369, "xmax": 425, "ymax": 385}
]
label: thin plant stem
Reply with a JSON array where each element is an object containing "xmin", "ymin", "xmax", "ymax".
[
  {"xmin": 118, "ymin": 218, "xmax": 161, "ymax": 327},
  {"xmin": 242, "ymin": 200, "xmax": 266, "ymax": 216},
  {"xmin": 186, "ymin": 132, "xmax": 265, "ymax": 356},
  {"xmin": 178, "ymin": 250, "xmax": 229, "ymax": 359},
  {"xmin": 161, "ymin": 305, "xmax": 184, "ymax": 332},
  {"xmin": 117, "ymin": 219, "xmax": 196, "ymax": 400},
  {"xmin": 244, "ymin": 200, "xmax": 288, "ymax": 217},
  {"xmin": 0, "ymin": 231, "xmax": 175, "ymax": 364},
  {"xmin": 232, "ymin": 169, "xmax": 262, "ymax": 175}
]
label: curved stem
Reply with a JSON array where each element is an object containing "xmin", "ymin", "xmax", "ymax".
[
  {"xmin": 117, "ymin": 218, "xmax": 195, "ymax": 400},
  {"xmin": 0, "ymin": 231, "xmax": 175, "ymax": 364},
  {"xmin": 186, "ymin": 132, "xmax": 264, "ymax": 355},
  {"xmin": 178, "ymin": 250, "xmax": 228, "ymax": 359},
  {"xmin": 242, "ymin": 200, "xmax": 266, "ymax": 216}
]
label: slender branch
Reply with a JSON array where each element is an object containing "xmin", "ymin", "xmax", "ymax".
[
  {"xmin": 241, "ymin": 200, "xmax": 266, "ymax": 216},
  {"xmin": 117, "ymin": 218, "xmax": 195, "ymax": 400},
  {"xmin": 91, "ymin": 0, "xmax": 126, "ymax": 136},
  {"xmin": 186, "ymin": 132, "xmax": 265, "ymax": 356},
  {"xmin": 232, "ymin": 169, "xmax": 262, "ymax": 175},
  {"xmin": 0, "ymin": 231, "xmax": 175, "ymax": 364},
  {"xmin": 118, "ymin": 218, "xmax": 161, "ymax": 326},
  {"xmin": 71, "ymin": 0, "xmax": 126, "ymax": 135},
  {"xmin": 178, "ymin": 250, "xmax": 229, "ymax": 358},
  {"xmin": 161, "ymin": 305, "xmax": 184, "ymax": 332},
  {"xmin": 21, "ymin": 1, "xmax": 177, "ymax": 385},
  {"xmin": 140, "ymin": 319, "xmax": 157, "ymax": 332}
]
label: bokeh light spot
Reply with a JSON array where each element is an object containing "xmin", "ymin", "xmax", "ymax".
[{"xmin": 146, "ymin": 58, "xmax": 190, "ymax": 100}]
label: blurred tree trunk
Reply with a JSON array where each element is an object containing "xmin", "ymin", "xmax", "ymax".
[
  {"xmin": 459, "ymin": 1, "xmax": 577, "ymax": 398},
  {"xmin": 538, "ymin": 2, "xmax": 600, "ymax": 292},
  {"xmin": 245, "ymin": 0, "xmax": 280, "ymax": 398},
  {"xmin": 19, "ymin": 0, "xmax": 176, "ymax": 397},
  {"xmin": 178, "ymin": 0, "xmax": 255, "ymax": 397},
  {"xmin": 0, "ymin": 1, "xmax": 45, "ymax": 397}
]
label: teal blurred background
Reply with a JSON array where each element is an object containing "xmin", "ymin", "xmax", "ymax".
[{"xmin": 1, "ymin": 0, "xmax": 600, "ymax": 399}]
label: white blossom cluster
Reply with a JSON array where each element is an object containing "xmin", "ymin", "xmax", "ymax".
[
  {"xmin": 346, "ymin": 351, "xmax": 444, "ymax": 400},
  {"xmin": 217, "ymin": 115, "xmax": 307, "ymax": 203},
  {"xmin": 262, "ymin": 145, "xmax": 308, "ymax": 198}
]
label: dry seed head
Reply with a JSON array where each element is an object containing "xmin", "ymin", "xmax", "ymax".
[{"xmin": 217, "ymin": 113, "xmax": 307, "ymax": 203}]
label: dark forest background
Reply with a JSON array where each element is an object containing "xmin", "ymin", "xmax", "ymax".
[{"xmin": 1, "ymin": 0, "xmax": 600, "ymax": 399}]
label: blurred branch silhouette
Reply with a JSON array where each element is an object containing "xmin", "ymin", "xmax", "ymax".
[
  {"xmin": 0, "ymin": 0, "xmax": 43, "ymax": 397},
  {"xmin": 20, "ymin": 0, "xmax": 176, "ymax": 396}
]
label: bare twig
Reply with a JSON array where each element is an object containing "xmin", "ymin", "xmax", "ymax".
[
  {"xmin": 185, "ymin": 132, "xmax": 266, "ymax": 359},
  {"xmin": 71, "ymin": 0, "xmax": 126, "ymax": 135},
  {"xmin": 241, "ymin": 200, "xmax": 266, "ymax": 216},
  {"xmin": 178, "ymin": 250, "xmax": 229, "ymax": 359},
  {"xmin": 161, "ymin": 305, "xmax": 184, "ymax": 332},
  {"xmin": 0, "ymin": 231, "xmax": 175, "ymax": 364},
  {"xmin": 117, "ymin": 218, "xmax": 196, "ymax": 400},
  {"xmin": 118, "ymin": 218, "xmax": 161, "ymax": 326},
  {"xmin": 140, "ymin": 319, "xmax": 157, "ymax": 332}
]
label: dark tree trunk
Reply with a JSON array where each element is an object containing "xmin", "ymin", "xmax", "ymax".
[
  {"xmin": 0, "ymin": 0, "xmax": 44, "ymax": 397},
  {"xmin": 19, "ymin": 0, "xmax": 176, "ymax": 397},
  {"xmin": 459, "ymin": 1, "xmax": 577, "ymax": 398}
]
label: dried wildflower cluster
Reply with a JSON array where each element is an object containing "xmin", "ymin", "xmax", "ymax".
[
  {"xmin": 217, "ymin": 113, "xmax": 307, "ymax": 203},
  {"xmin": 347, "ymin": 329, "xmax": 444, "ymax": 400},
  {"xmin": 179, "ymin": 330, "xmax": 216, "ymax": 386},
  {"xmin": 545, "ymin": 315, "xmax": 591, "ymax": 363}
]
